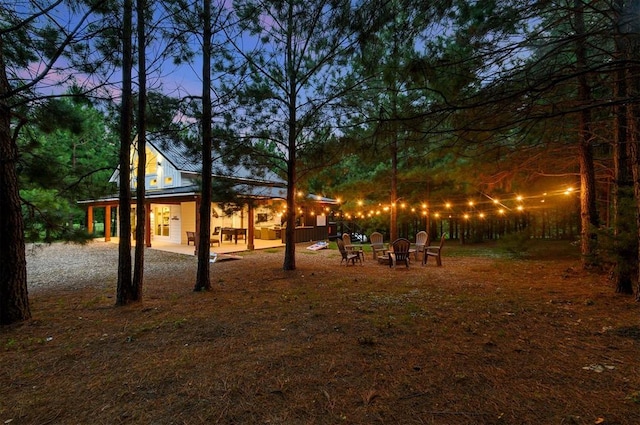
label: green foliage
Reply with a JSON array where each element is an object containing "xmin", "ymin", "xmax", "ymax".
[
  {"xmin": 17, "ymin": 98, "xmax": 117, "ymax": 242},
  {"xmin": 21, "ymin": 188, "xmax": 89, "ymax": 243},
  {"xmin": 497, "ymin": 230, "xmax": 532, "ymax": 258}
]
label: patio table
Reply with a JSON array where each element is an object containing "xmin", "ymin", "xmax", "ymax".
[{"xmin": 221, "ymin": 227, "xmax": 247, "ymax": 244}]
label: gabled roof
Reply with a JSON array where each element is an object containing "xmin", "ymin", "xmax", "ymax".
[{"xmin": 147, "ymin": 133, "xmax": 286, "ymax": 187}]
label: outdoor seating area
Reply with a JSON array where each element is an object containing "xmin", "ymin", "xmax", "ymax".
[
  {"xmin": 338, "ymin": 231, "xmax": 446, "ymax": 269},
  {"xmin": 176, "ymin": 230, "xmax": 444, "ymax": 269}
]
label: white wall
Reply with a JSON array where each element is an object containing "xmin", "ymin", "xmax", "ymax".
[{"xmin": 169, "ymin": 205, "xmax": 182, "ymax": 244}]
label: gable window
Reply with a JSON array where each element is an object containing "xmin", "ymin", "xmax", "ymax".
[{"xmin": 145, "ymin": 147, "xmax": 158, "ymax": 175}]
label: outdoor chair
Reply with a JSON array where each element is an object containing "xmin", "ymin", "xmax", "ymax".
[
  {"xmin": 188, "ymin": 230, "xmax": 220, "ymax": 247},
  {"xmin": 423, "ymin": 234, "xmax": 446, "ymax": 266},
  {"xmin": 211, "ymin": 226, "xmax": 221, "ymax": 246},
  {"xmin": 413, "ymin": 231, "xmax": 428, "ymax": 261},
  {"xmin": 390, "ymin": 238, "xmax": 411, "ymax": 268},
  {"xmin": 342, "ymin": 233, "xmax": 365, "ymax": 262},
  {"xmin": 369, "ymin": 232, "xmax": 388, "ymax": 260},
  {"xmin": 337, "ymin": 238, "xmax": 362, "ymax": 266},
  {"xmin": 186, "ymin": 231, "xmax": 196, "ymax": 245}
]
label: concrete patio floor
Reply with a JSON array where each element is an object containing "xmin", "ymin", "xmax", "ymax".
[{"xmin": 134, "ymin": 237, "xmax": 285, "ymax": 256}]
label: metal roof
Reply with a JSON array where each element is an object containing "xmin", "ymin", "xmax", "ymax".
[{"xmin": 147, "ymin": 134, "xmax": 286, "ymax": 186}]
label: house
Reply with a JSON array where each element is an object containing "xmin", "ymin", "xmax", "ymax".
[{"xmin": 79, "ymin": 134, "xmax": 336, "ymax": 251}]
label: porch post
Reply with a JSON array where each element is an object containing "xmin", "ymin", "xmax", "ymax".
[
  {"xmin": 194, "ymin": 197, "xmax": 201, "ymax": 255},
  {"xmin": 87, "ymin": 206, "xmax": 94, "ymax": 234},
  {"xmin": 145, "ymin": 203, "xmax": 152, "ymax": 247},
  {"xmin": 104, "ymin": 206, "xmax": 111, "ymax": 242},
  {"xmin": 247, "ymin": 203, "xmax": 255, "ymax": 250}
]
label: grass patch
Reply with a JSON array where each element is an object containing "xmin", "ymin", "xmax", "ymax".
[{"xmin": 4, "ymin": 242, "xmax": 638, "ymax": 424}]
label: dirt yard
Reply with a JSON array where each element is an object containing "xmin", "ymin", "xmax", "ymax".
[{"xmin": 2, "ymin": 240, "xmax": 640, "ymax": 424}]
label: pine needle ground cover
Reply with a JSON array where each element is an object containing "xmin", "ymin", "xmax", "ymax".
[{"xmin": 2, "ymin": 241, "xmax": 640, "ymax": 424}]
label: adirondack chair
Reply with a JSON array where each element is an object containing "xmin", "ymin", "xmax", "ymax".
[
  {"xmin": 423, "ymin": 234, "xmax": 446, "ymax": 266},
  {"xmin": 342, "ymin": 233, "xmax": 365, "ymax": 262},
  {"xmin": 390, "ymin": 238, "xmax": 411, "ymax": 268},
  {"xmin": 337, "ymin": 238, "xmax": 362, "ymax": 266},
  {"xmin": 413, "ymin": 231, "xmax": 428, "ymax": 261},
  {"xmin": 369, "ymin": 232, "xmax": 387, "ymax": 260}
]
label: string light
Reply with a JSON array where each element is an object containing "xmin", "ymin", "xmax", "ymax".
[{"xmin": 280, "ymin": 185, "xmax": 578, "ymax": 221}]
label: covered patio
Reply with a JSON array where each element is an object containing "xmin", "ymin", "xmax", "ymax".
[{"xmin": 109, "ymin": 236, "xmax": 285, "ymax": 257}]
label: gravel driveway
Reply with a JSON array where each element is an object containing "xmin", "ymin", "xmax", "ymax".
[{"xmin": 25, "ymin": 241, "xmax": 196, "ymax": 292}]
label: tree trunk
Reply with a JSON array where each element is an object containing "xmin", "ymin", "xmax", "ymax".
[
  {"xmin": 132, "ymin": 0, "xmax": 147, "ymax": 301},
  {"xmin": 625, "ymin": 7, "xmax": 640, "ymax": 299},
  {"xmin": 116, "ymin": 0, "xmax": 134, "ymax": 305},
  {"xmin": 283, "ymin": 155, "xmax": 297, "ymax": 270},
  {"xmin": 0, "ymin": 35, "xmax": 31, "ymax": 325},
  {"xmin": 194, "ymin": 0, "xmax": 212, "ymax": 290},
  {"xmin": 612, "ymin": 0, "xmax": 635, "ymax": 294},
  {"xmin": 574, "ymin": 0, "xmax": 599, "ymax": 268},
  {"xmin": 390, "ymin": 130, "xmax": 398, "ymax": 242},
  {"xmin": 283, "ymin": 1, "xmax": 297, "ymax": 271}
]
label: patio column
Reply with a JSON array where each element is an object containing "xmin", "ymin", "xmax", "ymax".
[
  {"xmin": 87, "ymin": 206, "xmax": 94, "ymax": 234},
  {"xmin": 247, "ymin": 203, "xmax": 255, "ymax": 250},
  {"xmin": 104, "ymin": 206, "xmax": 111, "ymax": 242},
  {"xmin": 145, "ymin": 203, "xmax": 151, "ymax": 247},
  {"xmin": 194, "ymin": 197, "xmax": 201, "ymax": 255}
]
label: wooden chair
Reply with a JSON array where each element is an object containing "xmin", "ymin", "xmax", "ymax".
[
  {"xmin": 413, "ymin": 231, "xmax": 428, "ymax": 261},
  {"xmin": 369, "ymin": 232, "xmax": 388, "ymax": 260},
  {"xmin": 336, "ymin": 238, "xmax": 362, "ymax": 266},
  {"xmin": 423, "ymin": 234, "xmax": 446, "ymax": 266},
  {"xmin": 342, "ymin": 233, "xmax": 364, "ymax": 262},
  {"xmin": 390, "ymin": 238, "xmax": 411, "ymax": 268},
  {"xmin": 211, "ymin": 227, "xmax": 221, "ymax": 246},
  {"xmin": 186, "ymin": 231, "xmax": 196, "ymax": 245},
  {"xmin": 188, "ymin": 229, "xmax": 220, "ymax": 247}
]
